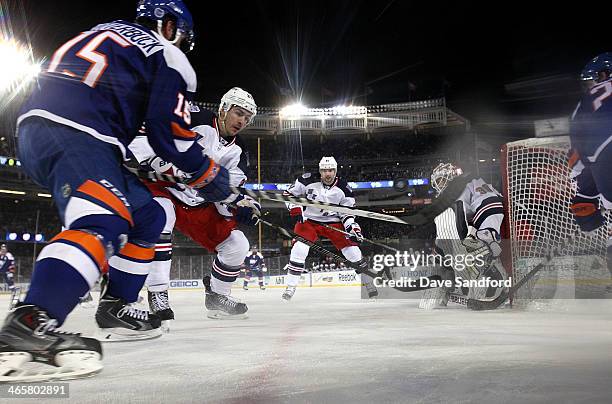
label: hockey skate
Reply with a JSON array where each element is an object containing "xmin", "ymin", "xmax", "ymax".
[
  {"xmin": 281, "ymin": 286, "xmax": 296, "ymax": 301},
  {"xmin": 78, "ymin": 292, "xmax": 96, "ymax": 309},
  {"xmin": 205, "ymin": 291, "xmax": 248, "ymax": 320},
  {"xmin": 0, "ymin": 304, "xmax": 103, "ymax": 382},
  {"xmin": 8, "ymin": 286, "xmax": 22, "ymax": 310},
  {"xmin": 95, "ymin": 294, "xmax": 162, "ymax": 342},
  {"xmin": 243, "ymin": 285, "xmax": 249, "ymax": 291},
  {"xmin": 260, "ymin": 284, "xmax": 266, "ymax": 290},
  {"xmin": 148, "ymin": 290, "xmax": 174, "ymax": 333},
  {"xmin": 362, "ymin": 275, "xmax": 379, "ymax": 299}
]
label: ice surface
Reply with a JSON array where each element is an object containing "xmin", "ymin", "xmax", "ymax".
[{"xmin": 1, "ymin": 287, "xmax": 611, "ymax": 403}]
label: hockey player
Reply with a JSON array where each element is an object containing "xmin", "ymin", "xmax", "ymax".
[
  {"xmin": 0, "ymin": 1, "xmax": 232, "ymax": 381},
  {"xmin": 0, "ymin": 244, "xmax": 16, "ymax": 291},
  {"xmin": 282, "ymin": 157, "xmax": 378, "ymax": 300},
  {"xmin": 420, "ymin": 163, "xmax": 507, "ymax": 309},
  {"xmin": 568, "ymin": 52, "xmax": 612, "ymax": 285},
  {"xmin": 243, "ymin": 246, "xmax": 267, "ymax": 290},
  {"xmin": 132, "ymin": 87, "xmax": 260, "ymax": 320}
]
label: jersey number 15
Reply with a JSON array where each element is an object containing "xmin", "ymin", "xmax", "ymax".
[{"xmin": 47, "ymin": 31, "xmax": 131, "ymax": 88}]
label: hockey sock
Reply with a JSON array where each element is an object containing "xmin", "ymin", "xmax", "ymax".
[
  {"xmin": 107, "ymin": 241, "xmax": 155, "ymax": 302},
  {"xmin": 24, "ymin": 229, "xmax": 107, "ymax": 323},
  {"xmin": 211, "ymin": 257, "xmax": 241, "ymax": 296},
  {"xmin": 25, "ymin": 258, "xmax": 89, "ymax": 324},
  {"xmin": 286, "ymin": 260, "xmax": 305, "ymax": 287}
]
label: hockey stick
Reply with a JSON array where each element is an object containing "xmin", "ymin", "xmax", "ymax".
[
  {"xmin": 260, "ymin": 218, "xmax": 508, "ymax": 308},
  {"xmin": 258, "ymin": 218, "xmax": 377, "ymax": 276},
  {"xmin": 123, "ymin": 165, "xmax": 472, "ymax": 227},
  {"xmin": 316, "ymin": 222, "xmax": 401, "ymax": 252}
]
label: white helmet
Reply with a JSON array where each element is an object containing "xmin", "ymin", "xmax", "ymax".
[
  {"xmin": 431, "ymin": 163, "xmax": 463, "ymax": 194},
  {"xmin": 219, "ymin": 87, "xmax": 257, "ymax": 124},
  {"xmin": 319, "ymin": 156, "xmax": 338, "ymax": 171}
]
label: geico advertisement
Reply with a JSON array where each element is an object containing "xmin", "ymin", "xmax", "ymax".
[{"xmin": 168, "ymin": 279, "xmax": 201, "ymax": 289}]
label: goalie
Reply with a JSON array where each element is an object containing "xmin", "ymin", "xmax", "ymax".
[{"xmin": 419, "ymin": 163, "xmax": 508, "ymax": 309}]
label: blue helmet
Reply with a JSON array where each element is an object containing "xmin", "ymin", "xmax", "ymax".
[
  {"xmin": 136, "ymin": 0, "xmax": 195, "ymax": 52},
  {"xmin": 580, "ymin": 52, "xmax": 612, "ymax": 83}
]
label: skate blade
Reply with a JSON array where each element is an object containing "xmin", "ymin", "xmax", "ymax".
[
  {"xmin": 161, "ymin": 320, "xmax": 171, "ymax": 333},
  {"xmin": 95, "ymin": 327, "xmax": 162, "ymax": 342},
  {"xmin": 206, "ymin": 310, "xmax": 248, "ymax": 320},
  {"xmin": 0, "ymin": 351, "xmax": 103, "ymax": 383}
]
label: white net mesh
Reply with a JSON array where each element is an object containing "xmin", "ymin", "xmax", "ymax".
[{"xmin": 502, "ymin": 136, "xmax": 611, "ymax": 306}]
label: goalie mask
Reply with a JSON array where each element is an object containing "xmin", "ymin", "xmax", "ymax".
[{"xmin": 431, "ymin": 163, "xmax": 463, "ymax": 194}]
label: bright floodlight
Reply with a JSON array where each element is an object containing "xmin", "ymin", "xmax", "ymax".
[
  {"xmin": 279, "ymin": 103, "xmax": 308, "ymax": 119},
  {"xmin": 0, "ymin": 37, "xmax": 40, "ymax": 94}
]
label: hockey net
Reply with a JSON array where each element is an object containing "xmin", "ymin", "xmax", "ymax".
[{"xmin": 501, "ymin": 136, "xmax": 611, "ymax": 307}]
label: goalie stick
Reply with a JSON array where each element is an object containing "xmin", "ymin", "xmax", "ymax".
[{"xmin": 123, "ymin": 165, "xmax": 471, "ymax": 226}]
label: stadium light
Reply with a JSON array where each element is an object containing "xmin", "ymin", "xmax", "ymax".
[
  {"xmin": 0, "ymin": 189, "xmax": 25, "ymax": 195},
  {"xmin": 37, "ymin": 193, "xmax": 52, "ymax": 198},
  {"xmin": 0, "ymin": 36, "xmax": 41, "ymax": 94},
  {"xmin": 8, "ymin": 233, "xmax": 17, "ymax": 241},
  {"xmin": 35, "ymin": 234, "xmax": 44, "ymax": 242},
  {"xmin": 279, "ymin": 103, "xmax": 308, "ymax": 119},
  {"xmin": 22, "ymin": 233, "xmax": 31, "ymax": 241}
]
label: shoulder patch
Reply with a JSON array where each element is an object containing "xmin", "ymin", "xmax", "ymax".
[
  {"xmin": 336, "ymin": 178, "xmax": 353, "ymax": 194},
  {"xmin": 297, "ymin": 173, "xmax": 317, "ymax": 186}
]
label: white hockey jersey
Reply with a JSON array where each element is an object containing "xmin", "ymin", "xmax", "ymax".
[
  {"xmin": 434, "ymin": 178, "xmax": 504, "ymax": 240},
  {"xmin": 128, "ymin": 108, "xmax": 248, "ymax": 210},
  {"xmin": 285, "ymin": 174, "xmax": 356, "ymax": 226}
]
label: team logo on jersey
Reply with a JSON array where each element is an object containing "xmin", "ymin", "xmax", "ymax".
[
  {"xmin": 189, "ymin": 104, "xmax": 200, "ymax": 113},
  {"xmin": 61, "ymin": 183, "xmax": 72, "ymax": 198},
  {"xmin": 302, "ymin": 173, "xmax": 311, "ymax": 179}
]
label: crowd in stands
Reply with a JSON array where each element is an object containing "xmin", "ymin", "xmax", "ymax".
[{"xmin": 0, "ymin": 199, "xmax": 60, "ymax": 241}]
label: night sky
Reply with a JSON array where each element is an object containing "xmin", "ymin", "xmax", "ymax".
[{"xmin": 2, "ymin": 1, "xmax": 609, "ymax": 134}]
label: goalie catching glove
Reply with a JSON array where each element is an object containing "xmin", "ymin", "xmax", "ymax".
[{"xmin": 460, "ymin": 229, "xmax": 502, "ymax": 278}]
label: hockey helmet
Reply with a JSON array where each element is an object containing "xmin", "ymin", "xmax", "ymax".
[
  {"xmin": 319, "ymin": 156, "xmax": 338, "ymax": 171},
  {"xmin": 219, "ymin": 87, "xmax": 257, "ymax": 124},
  {"xmin": 136, "ymin": 0, "xmax": 195, "ymax": 52},
  {"xmin": 580, "ymin": 52, "xmax": 612, "ymax": 85},
  {"xmin": 431, "ymin": 163, "xmax": 462, "ymax": 194}
]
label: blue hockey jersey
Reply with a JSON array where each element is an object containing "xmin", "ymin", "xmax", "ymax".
[
  {"xmin": 570, "ymin": 78, "xmax": 612, "ymax": 163},
  {"xmin": 18, "ymin": 20, "xmax": 204, "ymax": 173},
  {"xmin": 245, "ymin": 252, "xmax": 265, "ymax": 270}
]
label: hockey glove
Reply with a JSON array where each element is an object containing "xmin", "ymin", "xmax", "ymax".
[
  {"xmin": 461, "ymin": 235, "xmax": 493, "ymax": 277},
  {"xmin": 144, "ymin": 156, "xmax": 187, "ymax": 180},
  {"xmin": 190, "ymin": 159, "xmax": 232, "ymax": 202},
  {"xmin": 290, "ymin": 207, "xmax": 304, "ymax": 227},
  {"xmin": 474, "ymin": 228, "xmax": 502, "ymax": 258},
  {"xmin": 345, "ymin": 222, "xmax": 364, "ymax": 244},
  {"xmin": 571, "ymin": 194, "xmax": 605, "ymax": 233},
  {"xmin": 231, "ymin": 195, "xmax": 261, "ymax": 226}
]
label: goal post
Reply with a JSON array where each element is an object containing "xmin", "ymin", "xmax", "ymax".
[{"xmin": 501, "ymin": 136, "xmax": 611, "ymax": 305}]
